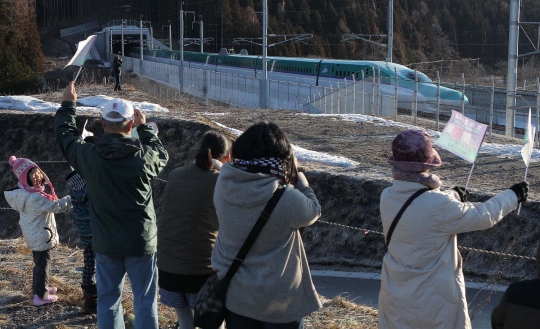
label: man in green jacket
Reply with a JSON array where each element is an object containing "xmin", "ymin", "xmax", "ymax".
[{"xmin": 54, "ymin": 82, "xmax": 168, "ymax": 329}]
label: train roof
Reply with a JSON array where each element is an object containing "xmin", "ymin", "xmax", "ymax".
[{"xmin": 224, "ymin": 53, "xmax": 411, "ymax": 69}]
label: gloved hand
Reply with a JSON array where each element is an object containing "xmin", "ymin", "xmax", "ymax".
[
  {"xmin": 509, "ymin": 182, "xmax": 529, "ymax": 203},
  {"xmin": 452, "ymin": 186, "xmax": 470, "ymax": 202}
]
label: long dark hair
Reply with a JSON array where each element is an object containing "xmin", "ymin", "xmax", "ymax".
[
  {"xmin": 195, "ymin": 131, "xmax": 231, "ymax": 171},
  {"xmin": 231, "ymin": 122, "xmax": 298, "ymax": 184}
]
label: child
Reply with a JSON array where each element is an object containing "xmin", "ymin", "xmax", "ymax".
[
  {"xmin": 65, "ymin": 135, "xmax": 98, "ymax": 313},
  {"xmin": 4, "ymin": 156, "xmax": 72, "ymax": 306}
]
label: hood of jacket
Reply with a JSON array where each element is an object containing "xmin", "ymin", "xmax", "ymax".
[
  {"xmin": 95, "ymin": 133, "xmax": 142, "ymax": 159},
  {"xmin": 216, "ymin": 162, "xmax": 280, "ymax": 207}
]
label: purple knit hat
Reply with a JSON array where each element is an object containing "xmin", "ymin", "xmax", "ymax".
[{"xmin": 387, "ymin": 129, "xmax": 442, "ymax": 172}]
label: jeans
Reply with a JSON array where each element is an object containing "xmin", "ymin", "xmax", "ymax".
[
  {"xmin": 96, "ymin": 253, "xmax": 158, "ymax": 329},
  {"xmin": 225, "ymin": 309, "xmax": 304, "ymax": 329},
  {"xmin": 32, "ymin": 249, "xmax": 52, "ymax": 298}
]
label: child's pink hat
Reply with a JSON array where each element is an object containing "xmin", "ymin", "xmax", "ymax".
[{"xmin": 9, "ymin": 156, "xmax": 39, "ymax": 187}]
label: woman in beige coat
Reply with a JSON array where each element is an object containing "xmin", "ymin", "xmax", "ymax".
[{"xmin": 378, "ymin": 129, "xmax": 528, "ymax": 329}]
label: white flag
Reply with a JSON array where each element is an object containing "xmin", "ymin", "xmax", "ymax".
[
  {"xmin": 521, "ymin": 107, "xmax": 536, "ymax": 167},
  {"xmin": 79, "ymin": 119, "xmax": 94, "ymax": 141},
  {"xmin": 64, "ymin": 35, "xmax": 98, "ymax": 68}
]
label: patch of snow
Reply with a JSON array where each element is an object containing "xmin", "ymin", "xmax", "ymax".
[
  {"xmin": 0, "ymin": 95, "xmax": 169, "ymax": 114},
  {"xmin": 0, "ymin": 96, "xmax": 59, "ymax": 112}
]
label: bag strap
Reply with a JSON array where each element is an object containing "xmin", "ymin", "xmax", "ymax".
[
  {"xmin": 223, "ymin": 186, "xmax": 286, "ymax": 279},
  {"xmin": 385, "ymin": 188, "xmax": 430, "ymax": 251}
]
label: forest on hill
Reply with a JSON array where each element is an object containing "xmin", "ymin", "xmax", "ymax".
[
  {"xmin": 0, "ymin": 0, "xmax": 44, "ymax": 94},
  {"xmin": 136, "ymin": 0, "xmax": 540, "ymax": 66},
  {"xmin": 1, "ymin": 0, "xmax": 540, "ymax": 93}
]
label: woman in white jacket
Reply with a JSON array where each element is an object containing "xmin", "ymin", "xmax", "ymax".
[
  {"xmin": 4, "ymin": 156, "xmax": 71, "ymax": 306},
  {"xmin": 378, "ymin": 129, "xmax": 528, "ymax": 329}
]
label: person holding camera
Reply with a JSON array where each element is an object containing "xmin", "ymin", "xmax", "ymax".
[
  {"xmin": 112, "ymin": 55, "xmax": 123, "ymax": 92},
  {"xmin": 377, "ymin": 129, "xmax": 529, "ymax": 329},
  {"xmin": 211, "ymin": 122, "xmax": 322, "ymax": 329}
]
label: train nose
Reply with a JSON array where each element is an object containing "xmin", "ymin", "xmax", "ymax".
[{"xmin": 441, "ymin": 89, "xmax": 469, "ymax": 105}]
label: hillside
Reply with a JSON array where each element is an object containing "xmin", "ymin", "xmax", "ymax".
[
  {"xmin": 31, "ymin": 0, "xmax": 540, "ymax": 67},
  {"xmin": 1, "ymin": 80, "xmax": 539, "ymax": 282}
]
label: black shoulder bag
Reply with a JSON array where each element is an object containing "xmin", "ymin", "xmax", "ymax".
[
  {"xmin": 194, "ymin": 186, "xmax": 286, "ymax": 329},
  {"xmin": 385, "ymin": 188, "xmax": 430, "ymax": 251}
]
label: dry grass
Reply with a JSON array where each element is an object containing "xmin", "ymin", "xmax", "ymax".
[
  {"xmin": 306, "ymin": 296, "xmax": 378, "ymax": 329},
  {"xmin": 0, "ymin": 238, "xmax": 378, "ymax": 328}
]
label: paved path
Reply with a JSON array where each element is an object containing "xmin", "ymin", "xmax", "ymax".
[{"xmin": 312, "ymin": 272, "xmax": 504, "ymax": 329}]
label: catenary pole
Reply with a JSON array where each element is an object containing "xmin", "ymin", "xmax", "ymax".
[
  {"xmin": 121, "ymin": 20, "xmax": 124, "ymax": 56},
  {"xmin": 169, "ymin": 20, "xmax": 172, "ymax": 51},
  {"xmin": 387, "ymin": 0, "xmax": 393, "ymax": 62},
  {"xmin": 506, "ymin": 0, "xmax": 520, "ymax": 136},
  {"xmin": 140, "ymin": 15, "xmax": 143, "ymax": 60},
  {"xmin": 200, "ymin": 15, "xmax": 203, "ymax": 53},
  {"xmin": 180, "ymin": 10, "xmax": 184, "ymax": 65},
  {"xmin": 260, "ymin": 0, "xmax": 268, "ymax": 108}
]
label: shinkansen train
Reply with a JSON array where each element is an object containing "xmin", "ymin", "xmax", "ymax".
[{"xmin": 130, "ymin": 47, "xmax": 468, "ymax": 112}]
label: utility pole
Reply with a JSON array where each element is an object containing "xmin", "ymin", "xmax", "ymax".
[
  {"xmin": 180, "ymin": 9, "xmax": 184, "ymax": 64},
  {"xmin": 140, "ymin": 15, "xmax": 143, "ymax": 60},
  {"xmin": 150, "ymin": 26, "xmax": 154, "ymax": 50},
  {"xmin": 221, "ymin": 13, "xmax": 224, "ymax": 50},
  {"xmin": 387, "ymin": 0, "xmax": 393, "ymax": 62},
  {"xmin": 199, "ymin": 15, "xmax": 203, "ymax": 53},
  {"xmin": 261, "ymin": 0, "xmax": 268, "ymax": 108},
  {"xmin": 168, "ymin": 20, "xmax": 172, "ymax": 51},
  {"xmin": 121, "ymin": 19, "xmax": 125, "ymax": 56},
  {"xmin": 506, "ymin": 0, "xmax": 520, "ymax": 137}
]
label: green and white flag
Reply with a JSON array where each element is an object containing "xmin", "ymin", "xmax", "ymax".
[{"xmin": 521, "ymin": 108, "xmax": 535, "ymax": 168}]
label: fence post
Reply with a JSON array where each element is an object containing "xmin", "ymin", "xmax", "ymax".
[
  {"xmin": 537, "ymin": 77, "xmax": 540, "ymax": 145},
  {"xmin": 490, "ymin": 75, "xmax": 495, "ymax": 142},
  {"xmin": 436, "ymin": 71, "xmax": 441, "ymax": 131},
  {"xmin": 352, "ymin": 74, "xmax": 356, "ymax": 114},
  {"xmin": 394, "ymin": 68, "xmax": 398, "ymax": 120},
  {"xmin": 413, "ymin": 70, "xmax": 418, "ymax": 126},
  {"xmin": 378, "ymin": 67, "xmax": 382, "ymax": 115},
  {"xmin": 337, "ymin": 82, "xmax": 341, "ymax": 114},
  {"xmin": 323, "ymin": 88, "xmax": 327, "ymax": 113},
  {"xmin": 344, "ymin": 79, "xmax": 348, "ymax": 114},
  {"xmin": 330, "ymin": 85, "xmax": 334, "ymax": 114},
  {"xmin": 362, "ymin": 71, "xmax": 365, "ymax": 115},
  {"xmin": 461, "ymin": 73, "xmax": 466, "ymax": 114},
  {"xmin": 371, "ymin": 66, "xmax": 375, "ymax": 116}
]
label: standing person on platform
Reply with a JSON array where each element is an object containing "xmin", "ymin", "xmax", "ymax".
[
  {"xmin": 4, "ymin": 157, "xmax": 72, "ymax": 306},
  {"xmin": 158, "ymin": 131, "xmax": 231, "ymax": 329},
  {"xmin": 54, "ymin": 82, "xmax": 168, "ymax": 329},
  {"xmin": 112, "ymin": 55, "xmax": 123, "ymax": 92},
  {"xmin": 378, "ymin": 128, "xmax": 529, "ymax": 329}
]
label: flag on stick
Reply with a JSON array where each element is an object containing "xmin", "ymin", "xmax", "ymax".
[
  {"xmin": 438, "ymin": 111, "xmax": 488, "ymax": 191},
  {"xmin": 517, "ymin": 108, "xmax": 535, "ymax": 215},
  {"xmin": 79, "ymin": 119, "xmax": 94, "ymax": 141},
  {"xmin": 64, "ymin": 35, "xmax": 98, "ymax": 82},
  {"xmin": 438, "ymin": 110, "xmax": 488, "ymax": 163},
  {"xmin": 521, "ymin": 108, "xmax": 536, "ymax": 168}
]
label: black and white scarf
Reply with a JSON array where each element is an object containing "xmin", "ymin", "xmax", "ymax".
[{"xmin": 232, "ymin": 158, "xmax": 287, "ymax": 181}]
